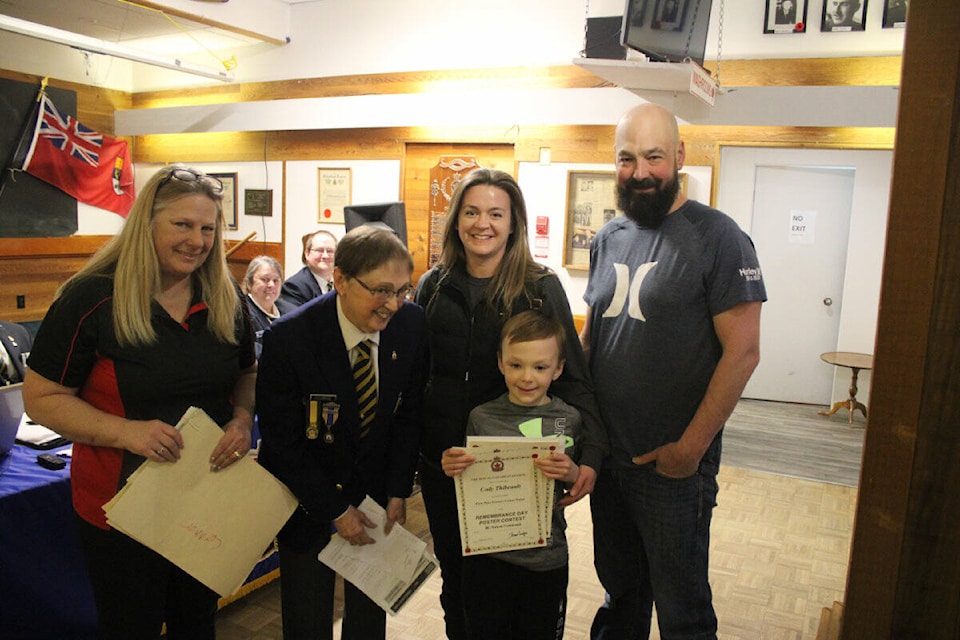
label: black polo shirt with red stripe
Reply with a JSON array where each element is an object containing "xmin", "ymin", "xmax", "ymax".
[{"xmin": 28, "ymin": 274, "xmax": 255, "ymax": 529}]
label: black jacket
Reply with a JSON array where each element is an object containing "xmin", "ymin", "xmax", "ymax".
[
  {"xmin": 280, "ymin": 266, "xmax": 325, "ymax": 309},
  {"xmin": 256, "ymin": 293, "xmax": 428, "ymax": 552},
  {"xmin": 415, "ymin": 265, "xmax": 607, "ymax": 472}
]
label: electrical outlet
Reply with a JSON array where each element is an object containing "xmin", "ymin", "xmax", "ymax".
[{"xmin": 16, "ymin": 295, "xmax": 25, "ymax": 309}]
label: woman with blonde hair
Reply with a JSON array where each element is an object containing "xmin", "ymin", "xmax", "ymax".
[
  {"xmin": 24, "ymin": 164, "xmax": 257, "ymax": 639},
  {"xmin": 415, "ymin": 167, "xmax": 608, "ymax": 639}
]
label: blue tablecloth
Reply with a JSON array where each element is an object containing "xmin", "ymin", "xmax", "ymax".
[
  {"xmin": 0, "ymin": 444, "xmax": 97, "ymax": 640},
  {"xmin": 0, "ymin": 425, "xmax": 279, "ymax": 639}
]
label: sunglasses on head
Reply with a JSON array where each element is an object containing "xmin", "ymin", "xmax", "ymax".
[{"xmin": 158, "ymin": 167, "xmax": 224, "ymax": 194}]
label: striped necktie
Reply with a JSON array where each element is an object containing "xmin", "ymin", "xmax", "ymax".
[{"xmin": 352, "ymin": 339, "xmax": 377, "ymax": 438}]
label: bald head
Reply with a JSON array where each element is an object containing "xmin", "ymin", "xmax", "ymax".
[
  {"xmin": 615, "ymin": 103, "xmax": 682, "ymax": 159},
  {"xmin": 614, "ymin": 103, "xmax": 686, "ymax": 225}
]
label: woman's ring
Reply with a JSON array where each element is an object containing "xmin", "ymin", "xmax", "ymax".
[
  {"xmin": 156, "ymin": 447, "xmax": 164, "ymax": 455},
  {"xmin": 233, "ymin": 450, "xmax": 242, "ymax": 459}
]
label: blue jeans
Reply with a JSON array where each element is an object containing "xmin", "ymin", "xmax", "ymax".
[{"xmin": 590, "ymin": 457, "xmax": 719, "ymax": 640}]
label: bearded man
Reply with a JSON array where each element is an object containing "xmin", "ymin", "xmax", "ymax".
[{"xmin": 581, "ymin": 103, "xmax": 767, "ymax": 639}]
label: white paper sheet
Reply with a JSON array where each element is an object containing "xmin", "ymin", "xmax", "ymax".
[{"xmin": 318, "ymin": 495, "xmax": 438, "ymax": 615}]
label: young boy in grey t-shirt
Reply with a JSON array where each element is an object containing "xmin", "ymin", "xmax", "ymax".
[{"xmin": 441, "ymin": 310, "xmax": 583, "ymax": 640}]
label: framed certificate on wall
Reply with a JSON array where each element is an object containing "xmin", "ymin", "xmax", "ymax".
[{"xmin": 318, "ymin": 168, "xmax": 351, "ymax": 224}]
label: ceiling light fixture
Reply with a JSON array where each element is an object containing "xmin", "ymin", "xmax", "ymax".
[{"xmin": 0, "ymin": 14, "xmax": 235, "ymax": 83}]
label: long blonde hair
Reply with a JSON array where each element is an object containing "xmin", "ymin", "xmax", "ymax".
[
  {"xmin": 57, "ymin": 165, "xmax": 240, "ymax": 347},
  {"xmin": 437, "ymin": 168, "xmax": 548, "ymax": 313}
]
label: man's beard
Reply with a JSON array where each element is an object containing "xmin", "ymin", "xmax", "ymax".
[{"xmin": 617, "ymin": 169, "xmax": 681, "ymax": 229}]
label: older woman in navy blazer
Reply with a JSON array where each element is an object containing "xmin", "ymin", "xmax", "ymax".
[{"xmin": 256, "ymin": 226, "xmax": 427, "ymax": 640}]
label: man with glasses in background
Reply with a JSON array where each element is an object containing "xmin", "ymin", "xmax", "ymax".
[{"xmin": 281, "ymin": 229, "xmax": 339, "ymax": 307}]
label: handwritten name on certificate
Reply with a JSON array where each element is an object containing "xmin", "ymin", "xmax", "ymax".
[{"xmin": 455, "ymin": 436, "xmax": 563, "ymax": 556}]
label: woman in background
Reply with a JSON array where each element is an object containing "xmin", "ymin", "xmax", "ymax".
[
  {"xmin": 23, "ymin": 164, "xmax": 257, "ymax": 640},
  {"xmin": 242, "ymin": 254, "xmax": 292, "ymax": 358},
  {"xmin": 414, "ymin": 168, "xmax": 608, "ymax": 640}
]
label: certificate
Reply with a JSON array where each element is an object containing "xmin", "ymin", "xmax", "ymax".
[{"xmin": 455, "ymin": 436, "xmax": 564, "ymax": 556}]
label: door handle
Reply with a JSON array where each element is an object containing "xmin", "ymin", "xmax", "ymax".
[{"xmin": 823, "ymin": 297, "xmax": 833, "ymax": 306}]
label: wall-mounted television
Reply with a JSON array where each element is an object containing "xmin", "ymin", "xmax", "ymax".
[
  {"xmin": 343, "ymin": 201, "xmax": 407, "ymax": 247},
  {"xmin": 620, "ymin": 0, "xmax": 714, "ymax": 67}
]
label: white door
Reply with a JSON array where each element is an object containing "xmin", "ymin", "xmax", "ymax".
[{"xmin": 743, "ymin": 165, "xmax": 855, "ymax": 403}]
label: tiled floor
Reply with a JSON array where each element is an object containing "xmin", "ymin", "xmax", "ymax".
[{"xmin": 216, "ymin": 400, "xmax": 863, "ymax": 639}]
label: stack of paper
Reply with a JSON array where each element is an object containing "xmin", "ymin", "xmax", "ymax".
[
  {"xmin": 318, "ymin": 496, "xmax": 438, "ymax": 615},
  {"xmin": 103, "ymin": 407, "xmax": 298, "ymax": 596},
  {"xmin": 16, "ymin": 413, "xmax": 70, "ymax": 448}
]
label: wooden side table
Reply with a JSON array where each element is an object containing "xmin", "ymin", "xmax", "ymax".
[{"xmin": 817, "ymin": 351, "xmax": 874, "ymax": 424}]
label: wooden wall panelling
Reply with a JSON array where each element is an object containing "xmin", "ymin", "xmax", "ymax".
[
  {"xmin": 130, "ymin": 59, "xmax": 902, "ymax": 111},
  {"xmin": 131, "ymin": 65, "xmax": 607, "ymax": 109},
  {"xmin": 0, "ymin": 236, "xmax": 111, "ymax": 321},
  {"xmin": 402, "ymin": 143, "xmax": 516, "ymax": 282},
  {"xmin": 134, "ymin": 124, "xmax": 895, "ymax": 169},
  {"xmin": 842, "ymin": 1, "xmax": 960, "ymax": 636},
  {"xmin": 225, "ymin": 240, "xmax": 284, "ymax": 288},
  {"xmin": 0, "ymin": 69, "xmax": 131, "ymax": 136}
]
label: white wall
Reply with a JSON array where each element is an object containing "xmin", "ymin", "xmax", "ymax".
[
  {"xmin": 714, "ymin": 147, "xmax": 893, "ymax": 406},
  {"xmin": 0, "ymin": 0, "xmax": 906, "ymax": 92},
  {"xmin": 283, "ymin": 160, "xmax": 400, "ymax": 278}
]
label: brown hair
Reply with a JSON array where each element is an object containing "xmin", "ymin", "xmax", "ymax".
[
  {"xmin": 437, "ymin": 168, "xmax": 548, "ymax": 314},
  {"xmin": 499, "ymin": 310, "xmax": 566, "ymax": 362},
  {"xmin": 335, "ymin": 225, "xmax": 413, "ymax": 278}
]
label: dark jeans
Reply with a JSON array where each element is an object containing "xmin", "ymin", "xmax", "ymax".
[
  {"xmin": 463, "ymin": 555, "xmax": 568, "ymax": 640},
  {"xmin": 278, "ymin": 538, "xmax": 385, "ymax": 640},
  {"xmin": 418, "ymin": 459, "xmax": 467, "ymax": 640},
  {"xmin": 589, "ymin": 463, "xmax": 719, "ymax": 640},
  {"xmin": 76, "ymin": 517, "xmax": 218, "ymax": 640}
]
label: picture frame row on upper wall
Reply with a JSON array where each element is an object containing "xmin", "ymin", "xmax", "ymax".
[
  {"xmin": 763, "ymin": 0, "xmax": 907, "ymax": 34},
  {"xmin": 563, "ymin": 170, "xmax": 688, "ymax": 271}
]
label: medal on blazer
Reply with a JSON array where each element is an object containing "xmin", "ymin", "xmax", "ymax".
[{"xmin": 308, "ymin": 394, "xmax": 339, "ymax": 443}]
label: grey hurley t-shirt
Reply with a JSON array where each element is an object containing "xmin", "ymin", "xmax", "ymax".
[{"xmin": 584, "ymin": 200, "xmax": 767, "ymax": 468}]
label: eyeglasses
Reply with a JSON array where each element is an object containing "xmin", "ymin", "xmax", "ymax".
[
  {"xmin": 309, "ymin": 247, "xmax": 336, "ymax": 255},
  {"xmin": 354, "ymin": 276, "xmax": 414, "ymax": 303},
  {"xmin": 158, "ymin": 168, "xmax": 224, "ymax": 194}
]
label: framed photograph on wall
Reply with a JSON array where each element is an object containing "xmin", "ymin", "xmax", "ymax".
[
  {"xmin": 625, "ymin": 0, "xmax": 649, "ymax": 29},
  {"xmin": 210, "ymin": 173, "xmax": 238, "ymax": 230},
  {"xmin": 651, "ymin": 0, "xmax": 687, "ymax": 31},
  {"xmin": 563, "ymin": 170, "xmax": 690, "ymax": 270},
  {"xmin": 821, "ymin": 0, "xmax": 867, "ymax": 32},
  {"xmin": 317, "ymin": 168, "xmax": 351, "ymax": 224},
  {"xmin": 881, "ymin": 0, "xmax": 907, "ymax": 28},
  {"xmin": 764, "ymin": 0, "xmax": 807, "ymax": 33},
  {"xmin": 563, "ymin": 171, "xmax": 620, "ymax": 271},
  {"xmin": 244, "ymin": 189, "xmax": 273, "ymax": 217}
]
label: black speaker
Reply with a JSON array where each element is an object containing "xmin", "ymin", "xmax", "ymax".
[{"xmin": 585, "ymin": 16, "xmax": 626, "ymax": 60}]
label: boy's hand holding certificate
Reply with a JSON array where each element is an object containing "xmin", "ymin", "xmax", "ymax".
[{"xmin": 454, "ymin": 435, "xmax": 564, "ymax": 556}]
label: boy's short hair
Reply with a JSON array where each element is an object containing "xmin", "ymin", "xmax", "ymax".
[{"xmin": 499, "ymin": 310, "xmax": 566, "ymax": 361}]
